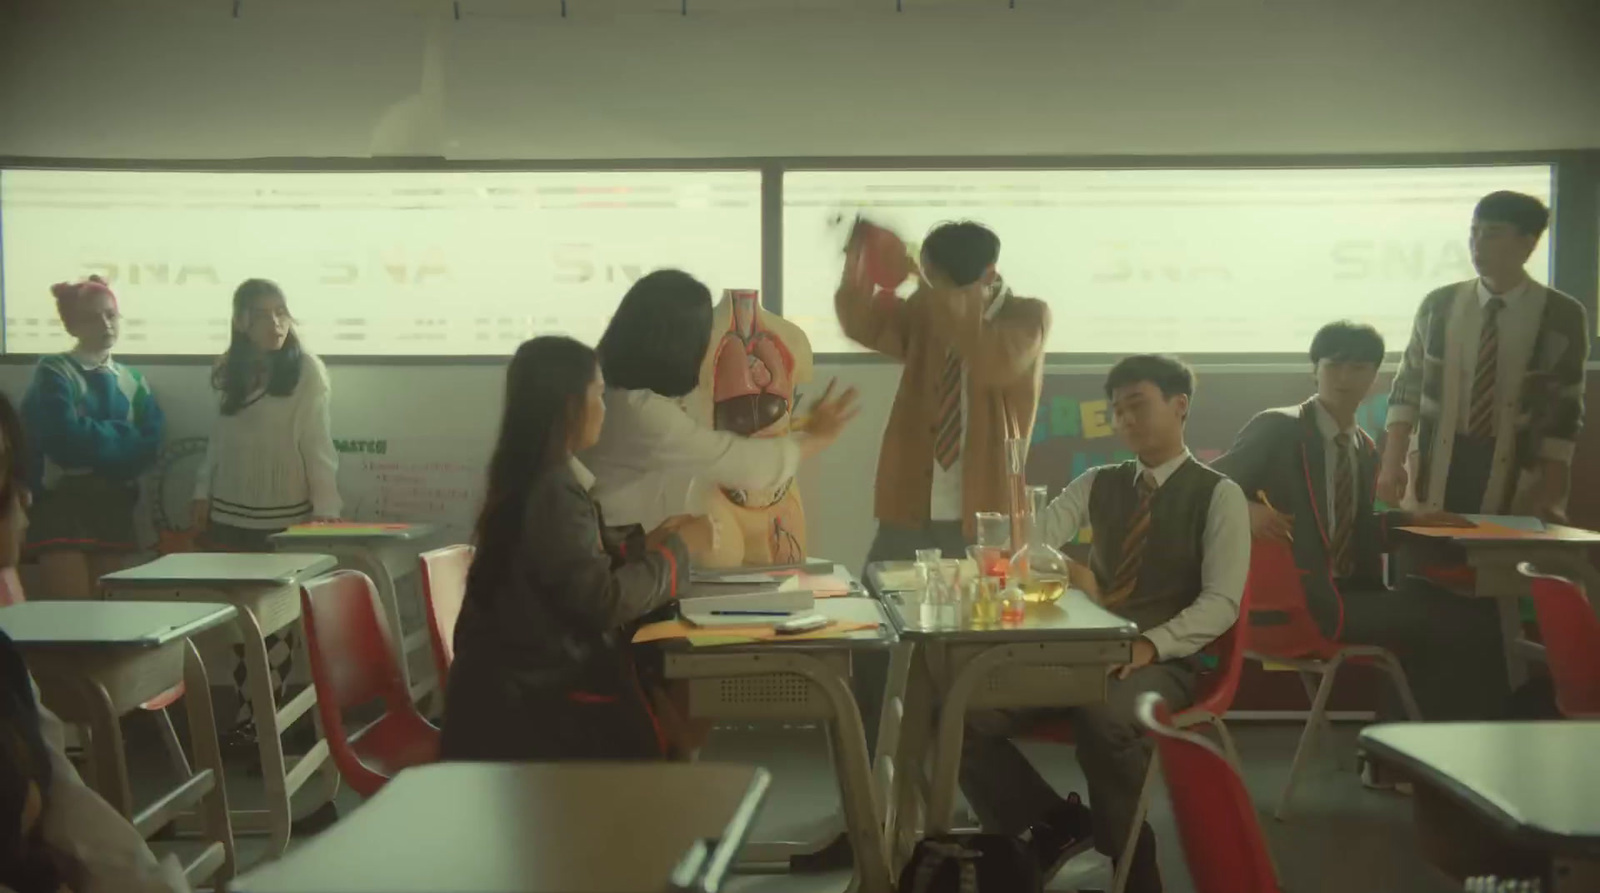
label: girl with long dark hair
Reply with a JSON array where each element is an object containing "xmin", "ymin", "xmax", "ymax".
[
  {"xmin": 441, "ymin": 336, "xmax": 709, "ymax": 762},
  {"xmin": 20, "ymin": 276, "xmax": 164, "ymax": 599},
  {"xmin": 190, "ymin": 279, "xmax": 340, "ymax": 746}
]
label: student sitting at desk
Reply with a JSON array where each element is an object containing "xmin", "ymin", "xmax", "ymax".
[
  {"xmin": 21, "ymin": 276, "xmax": 165, "ymax": 600},
  {"xmin": 0, "ymin": 392, "xmax": 188, "ymax": 893},
  {"xmin": 960, "ymin": 355, "xmax": 1248, "ymax": 893},
  {"xmin": 441, "ymin": 336, "xmax": 711, "ymax": 763},
  {"xmin": 1212, "ymin": 320, "xmax": 1509, "ymax": 722},
  {"xmin": 582, "ymin": 269, "xmax": 858, "ymax": 539}
]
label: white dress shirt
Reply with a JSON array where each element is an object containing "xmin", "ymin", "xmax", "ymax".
[
  {"xmin": 929, "ymin": 285, "xmax": 1009, "ymax": 521},
  {"xmin": 1037, "ymin": 450, "xmax": 1250, "ymax": 660},
  {"xmin": 1312, "ymin": 400, "xmax": 1360, "ymax": 532},
  {"xmin": 1455, "ymin": 277, "xmax": 1537, "ymax": 436},
  {"xmin": 581, "ymin": 387, "xmax": 802, "ymax": 530}
]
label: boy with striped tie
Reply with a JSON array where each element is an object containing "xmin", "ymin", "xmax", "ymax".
[
  {"xmin": 1378, "ymin": 191, "xmax": 1587, "ymax": 519},
  {"xmin": 959, "ymin": 355, "xmax": 1249, "ymax": 892}
]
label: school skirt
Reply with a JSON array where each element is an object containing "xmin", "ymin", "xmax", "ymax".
[{"xmin": 24, "ymin": 474, "xmax": 140, "ymax": 557}]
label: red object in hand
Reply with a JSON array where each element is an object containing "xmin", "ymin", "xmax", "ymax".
[{"xmin": 850, "ymin": 217, "xmax": 912, "ymax": 291}]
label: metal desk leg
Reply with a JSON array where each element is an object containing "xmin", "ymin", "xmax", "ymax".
[
  {"xmin": 884, "ymin": 644, "xmax": 936, "ymax": 876},
  {"xmin": 81, "ymin": 677, "xmax": 133, "ymax": 817},
  {"xmin": 924, "ymin": 644, "xmax": 1022, "ymax": 838},
  {"xmin": 232, "ymin": 603, "xmax": 294, "ymax": 857},
  {"xmin": 181, "ymin": 639, "xmax": 237, "ymax": 885},
  {"xmin": 873, "ymin": 642, "xmax": 913, "ymax": 831}
]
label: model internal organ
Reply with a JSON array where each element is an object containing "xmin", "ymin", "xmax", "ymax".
[{"xmin": 690, "ymin": 289, "xmax": 814, "ymax": 567}]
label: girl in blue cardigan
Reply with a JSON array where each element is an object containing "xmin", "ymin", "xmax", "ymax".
[{"xmin": 20, "ymin": 277, "xmax": 165, "ymax": 599}]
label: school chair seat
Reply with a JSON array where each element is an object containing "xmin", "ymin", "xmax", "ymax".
[
  {"xmin": 419, "ymin": 544, "xmax": 474, "ymax": 697},
  {"xmin": 301, "ymin": 570, "xmax": 441, "ymax": 799},
  {"xmin": 1242, "ymin": 538, "xmax": 1421, "ymax": 821},
  {"xmin": 1135, "ymin": 693, "xmax": 1282, "ymax": 893},
  {"xmin": 1518, "ymin": 563, "xmax": 1600, "ymax": 719},
  {"xmin": 1023, "ymin": 575, "xmax": 1252, "ymax": 893}
]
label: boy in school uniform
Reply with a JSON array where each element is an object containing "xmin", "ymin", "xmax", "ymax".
[
  {"xmin": 1212, "ymin": 321, "xmax": 1509, "ymax": 722},
  {"xmin": 960, "ymin": 355, "xmax": 1249, "ymax": 892},
  {"xmin": 1377, "ymin": 191, "xmax": 1588, "ymax": 518},
  {"xmin": 836, "ymin": 220, "xmax": 1051, "ymax": 564}
]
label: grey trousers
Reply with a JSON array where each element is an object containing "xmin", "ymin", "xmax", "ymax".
[{"xmin": 959, "ymin": 660, "xmax": 1198, "ymax": 893}]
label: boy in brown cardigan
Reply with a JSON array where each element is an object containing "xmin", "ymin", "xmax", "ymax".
[{"xmin": 836, "ymin": 221, "xmax": 1051, "ymax": 565}]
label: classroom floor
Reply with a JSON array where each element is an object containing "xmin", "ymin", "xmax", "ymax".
[{"xmin": 121, "ymin": 714, "xmax": 1461, "ymax": 893}]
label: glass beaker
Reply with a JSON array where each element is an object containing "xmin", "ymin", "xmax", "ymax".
[{"xmin": 1006, "ymin": 485, "xmax": 1070, "ymax": 604}]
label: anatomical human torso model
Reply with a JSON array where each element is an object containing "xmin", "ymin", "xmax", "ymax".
[{"xmin": 685, "ymin": 289, "xmax": 813, "ymax": 567}]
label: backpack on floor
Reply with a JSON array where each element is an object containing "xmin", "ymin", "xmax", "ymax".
[{"xmin": 896, "ymin": 833, "xmax": 1043, "ymax": 893}]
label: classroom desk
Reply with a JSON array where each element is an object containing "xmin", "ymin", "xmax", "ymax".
[
  {"xmin": 1397, "ymin": 521, "xmax": 1600, "ymax": 688},
  {"xmin": 1360, "ymin": 722, "xmax": 1600, "ymax": 892},
  {"xmin": 656, "ymin": 594, "xmax": 896, "ymax": 893},
  {"xmin": 866, "ymin": 561, "xmax": 1141, "ymax": 873},
  {"xmin": 230, "ymin": 762, "xmax": 771, "ymax": 893},
  {"xmin": 1, "ymin": 600, "xmax": 239, "ymax": 887},
  {"xmin": 270, "ymin": 523, "xmax": 441, "ymax": 703},
  {"xmin": 99, "ymin": 552, "xmax": 340, "ymax": 860}
]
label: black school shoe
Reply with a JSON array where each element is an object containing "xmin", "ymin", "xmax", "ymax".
[{"xmin": 1020, "ymin": 791, "xmax": 1095, "ymax": 879}]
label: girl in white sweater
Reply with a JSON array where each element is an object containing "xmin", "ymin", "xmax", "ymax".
[{"xmin": 190, "ymin": 279, "xmax": 341, "ymax": 744}]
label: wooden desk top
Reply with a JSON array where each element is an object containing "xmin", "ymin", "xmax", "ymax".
[
  {"xmin": 0, "ymin": 601, "xmax": 237, "ymax": 649},
  {"xmin": 100, "ymin": 552, "xmax": 339, "ymax": 588},
  {"xmin": 1361, "ymin": 721, "xmax": 1600, "ymax": 857},
  {"xmin": 230, "ymin": 762, "xmax": 771, "ymax": 893}
]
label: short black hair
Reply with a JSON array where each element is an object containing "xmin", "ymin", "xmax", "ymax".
[
  {"xmin": 1104, "ymin": 354, "xmax": 1195, "ymax": 401},
  {"xmin": 921, "ymin": 221, "xmax": 1000, "ymax": 287},
  {"xmin": 1310, "ymin": 320, "xmax": 1386, "ymax": 366},
  {"xmin": 1474, "ymin": 191, "xmax": 1549, "ymax": 238},
  {"xmin": 598, "ymin": 269, "xmax": 713, "ymax": 399}
]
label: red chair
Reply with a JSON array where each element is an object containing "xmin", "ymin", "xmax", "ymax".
[
  {"xmin": 1243, "ymin": 538, "xmax": 1421, "ymax": 820},
  {"xmin": 1135, "ymin": 693, "xmax": 1281, "ymax": 893},
  {"xmin": 1025, "ymin": 574, "xmax": 1253, "ymax": 892},
  {"xmin": 1518, "ymin": 563, "xmax": 1600, "ymax": 718},
  {"xmin": 419, "ymin": 544, "xmax": 473, "ymax": 695},
  {"xmin": 300, "ymin": 570, "xmax": 440, "ymax": 798}
]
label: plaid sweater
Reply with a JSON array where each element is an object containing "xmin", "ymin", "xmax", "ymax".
[
  {"xmin": 1386, "ymin": 279, "xmax": 1587, "ymax": 510},
  {"xmin": 21, "ymin": 353, "xmax": 165, "ymax": 491}
]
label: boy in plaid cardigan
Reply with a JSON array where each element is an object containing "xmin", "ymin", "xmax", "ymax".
[{"xmin": 1378, "ymin": 191, "xmax": 1587, "ymax": 519}]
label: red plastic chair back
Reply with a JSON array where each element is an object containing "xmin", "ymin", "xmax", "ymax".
[
  {"xmin": 0, "ymin": 568, "xmax": 25, "ymax": 607},
  {"xmin": 1519, "ymin": 564, "xmax": 1600, "ymax": 718},
  {"xmin": 419, "ymin": 544, "xmax": 473, "ymax": 687},
  {"xmin": 1243, "ymin": 538, "xmax": 1339, "ymax": 661},
  {"xmin": 300, "ymin": 570, "xmax": 439, "ymax": 796},
  {"xmin": 1137, "ymin": 694, "xmax": 1281, "ymax": 893},
  {"xmin": 1190, "ymin": 568, "xmax": 1253, "ymax": 718}
]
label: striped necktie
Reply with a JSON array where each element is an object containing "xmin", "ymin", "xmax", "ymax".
[
  {"xmin": 1468, "ymin": 297, "xmax": 1504, "ymax": 439},
  {"xmin": 1106, "ymin": 471, "xmax": 1157, "ymax": 606},
  {"xmin": 934, "ymin": 348, "xmax": 962, "ymax": 470},
  {"xmin": 1331, "ymin": 432, "xmax": 1355, "ymax": 579}
]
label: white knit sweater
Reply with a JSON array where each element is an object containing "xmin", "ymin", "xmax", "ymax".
[{"xmin": 193, "ymin": 353, "xmax": 342, "ymax": 529}]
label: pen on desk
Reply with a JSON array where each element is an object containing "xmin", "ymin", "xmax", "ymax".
[
  {"xmin": 1257, "ymin": 490, "xmax": 1293, "ymax": 543},
  {"xmin": 709, "ymin": 610, "xmax": 791, "ymax": 616}
]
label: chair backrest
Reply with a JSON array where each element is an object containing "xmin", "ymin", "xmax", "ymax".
[
  {"xmin": 0, "ymin": 568, "xmax": 25, "ymax": 607},
  {"xmin": 300, "ymin": 570, "xmax": 413, "ymax": 720},
  {"xmin": 1243, "ymin": 538, "xmax": 1335, "ymax": 660},
  {"xmin": 1191, "ymin": 565, "xmax": 1253, "ymax": 717},
  {"xmin": 1519, "ymin": 563, "xmax": 1600, "ymax": 718},
  {"xmin": 419, "ymin": 544, "xmax": 473, "ymax": 684},
  {"xmin": 1136, "ymin": 693, "xmax": 1280, "ymax": 893}
]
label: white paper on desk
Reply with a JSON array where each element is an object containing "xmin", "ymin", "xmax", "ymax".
[{"xmin": 1463, "ymin": 514, "xmax": 1547, "ymax": 532}]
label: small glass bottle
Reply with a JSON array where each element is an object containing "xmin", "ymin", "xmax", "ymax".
[
  {"xmin": 1006, "ymin": 485, "xmax": 1070, "ymax": 604},
  {"xmin": 913, "ymin": 548, "xmax": 942, "ymax": 628},
  {"xmin": 970, "ymin": 576, "xmax": 1000, "ymax": 626}
]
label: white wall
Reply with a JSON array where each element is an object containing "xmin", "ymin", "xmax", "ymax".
[
  {"xmin": 3, "ymin": 0, "xmax": 1597, "ymax": 569},
  {"xmin": 3, "ymin": 0, "xmax": 1598, "ymax": 160}
]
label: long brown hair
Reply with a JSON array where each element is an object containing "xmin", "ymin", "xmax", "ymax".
[
  {"xmin": 213, "ymin": 278, "xmax": 305, "ymax": 415},
  {"xmin": 468, "ymin": 336, "xmax": 598, "ymax": 595}
]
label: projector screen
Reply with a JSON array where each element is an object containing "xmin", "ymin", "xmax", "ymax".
[
  {"xmin": 0, "ymin": 168, "xmax": 762, "ymax": 355},
  {"xmin": 782, "ymin": 166, "xmax": 1554, "ymax": 354}
]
